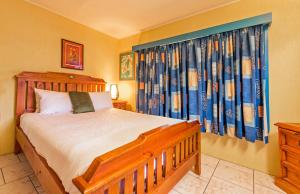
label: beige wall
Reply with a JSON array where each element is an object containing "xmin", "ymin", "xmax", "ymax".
[
  {"xmin": 117, "ymin": 0, "xmax": 300, "ymax": 176},
  {"xmin": 0, "ymin": 0, "xmax": 118, "ymax": 154}
]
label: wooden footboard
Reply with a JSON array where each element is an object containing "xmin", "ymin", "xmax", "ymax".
[{"xmin": 73, "ymin": 120, "xmax": 201, "ymax": 194}]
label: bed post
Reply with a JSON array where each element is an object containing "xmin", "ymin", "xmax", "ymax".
[
  {"xmin": 15, "ymin": 77, "xmax": 26, "ymax": 153},
  {"xmin": 193, "ymin": 132, "xmax": 201, "ymax": 175}
]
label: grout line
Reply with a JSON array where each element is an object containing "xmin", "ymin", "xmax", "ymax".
[
  {"xmin": 2, "ymin": 168, "xmax": 34, "ymax": 185},
  {"xmin": 204, "ymin": 155, "xmax": 269, "ymax": 193},
  {"xmin": 253, "ymin": 169, "xmax": 255, "ymax": 194},
  {"xmin": 17, "ymin": 153, "xmax": 22, "ymax": 162},
  {"xmin": 0, "ymin": 168, "xmax": 5, "ymax": 185},
  {"xmin": 209, "ymin": 160, "xmax": 253, "ymax": 192},
  {"xmin": 28, "ymin": 175, "xmax": 39, "ymax": 193},
  {"xmin": 4, "ymin": 176, "xmax": 27, "ymax": 185},
  {"xmin": 203, "ymin": 159, "xmax": 220, "ymax": 193},
  {"xmin": 209, "ymin": 156, "xmax": 253, "ymax": 172}
]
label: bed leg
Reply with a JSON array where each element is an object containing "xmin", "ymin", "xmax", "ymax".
[
  {"xmin": 14, "ymin": 140, "xmax": 21, "ymax": 154},
  {"xmin": 193, "ymin": 131, "xmax": 201, "ymax": 176},
  {"xmin": 193, "ymin": 153, "xmax": 201, "ymax": 175}
]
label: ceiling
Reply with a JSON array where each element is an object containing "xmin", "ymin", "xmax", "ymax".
[{"xmin": 26, "ymin": 0, "xmax": 237, "ymax": 39}]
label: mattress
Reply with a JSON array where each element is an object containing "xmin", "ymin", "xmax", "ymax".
[{"xmin": 20, "ymin": 108, "xmax": 182, "ymax": 193}]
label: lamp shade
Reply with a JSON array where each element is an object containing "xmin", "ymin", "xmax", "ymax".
[{"xmin": 110, "ymin": 84, "xmax": 119, "ymax": 100}]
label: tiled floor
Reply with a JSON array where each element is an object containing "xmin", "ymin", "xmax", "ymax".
[
  {"xmin": 0, "ymin": 153, "xmax": 285, "ymax": 194},
  {"xmin": 0, "ymin": 153, "xmax": 43, "ymax": 194},
  {"xmin": 170, "ymin": 154, "xmax": 286, "ymax": 194}
]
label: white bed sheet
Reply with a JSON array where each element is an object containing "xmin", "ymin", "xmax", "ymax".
[{"xmin": 20, "ymin": 108, "xmax": 182, "ymax": 193}]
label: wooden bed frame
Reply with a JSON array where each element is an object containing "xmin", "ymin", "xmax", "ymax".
[{"xmin": 15, "ymin": 71, "xmax": 201, "ymax": 194}]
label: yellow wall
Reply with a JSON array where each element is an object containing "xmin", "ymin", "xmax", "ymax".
[
  {"xmin": 0, "ymin": 0, "xmax": 118, "ymax": 154},
  {"xmin": 1, "ymin": 0, "xmax": 300, "ymax": 177},
  {"xmin": 117, "ymin": 0, "xmax": 300, "ymax": 176}
]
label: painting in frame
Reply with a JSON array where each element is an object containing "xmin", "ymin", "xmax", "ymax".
[
  {"xmin": 119, "ymin": 52, "xmax": 135, "ymax": 80},
  {"xmin": 61, "ymin": 39, "xmax": 84, "ymax": 70}
]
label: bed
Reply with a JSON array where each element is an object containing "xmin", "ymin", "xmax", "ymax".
[{"xmin": 15, "ymin": 71, "xmax": 201, "ymax": 194}]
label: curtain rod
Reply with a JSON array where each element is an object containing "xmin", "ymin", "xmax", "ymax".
[{"xmin": 132, "ymin": 13, "xmax": 272, "ymax": 51}]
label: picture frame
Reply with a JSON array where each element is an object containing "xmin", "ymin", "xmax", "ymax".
[
  {"xmin": 119, "ymin": 51, "xmax": 135, "ymax": 80},
  {"xmin": 61, "ymin": 39, "xmax": 84, "ymax": 70}
]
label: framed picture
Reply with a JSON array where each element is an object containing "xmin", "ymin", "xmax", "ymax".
[
  {"xmin": 119, "ymin": 52, "xmax": 135, "ymax": 80},
  {"xmin": 61, "ymin": 39, "xmax": 84, "ymax": 70}
]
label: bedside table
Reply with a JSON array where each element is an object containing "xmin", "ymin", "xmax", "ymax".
[{"xmin": 112, "ymin": 100, "xmax": 127, "ymax": 110}]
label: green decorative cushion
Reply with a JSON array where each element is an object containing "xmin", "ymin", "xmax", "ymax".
[{"xmin": 69, "ymin": 92, "xmax": 95, "ymax": 114}]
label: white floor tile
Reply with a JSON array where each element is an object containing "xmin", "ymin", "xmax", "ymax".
[
  {"xmin": 187, "ymin": 170, "xmax": 200, "ymax": 178},
  {"xmin": 201, "ymin": 165, "xmax": 216, "ymax": 181},
  {"xmin": 201, "ymin": 154, "xmax": 219, "ymax": 169},
  {"xmin": 168, "ymin": 189, "xmax": 181, "ymax": 194},
  {"xmin": 205, "ymin": 177, "xmax": 252, "ymax": 194},
  {"xmin": 255, "ymin": 184, "xmax": 286, "ymax": 194},
  {"xmin": 0, "ymin": 177, "xmax": 36, "ymax": 194},
  {"xmin": 173, "ymin": 172, "xmax": 208, "ymax": 194},
  {"xmin": 254, "ymin": 170, "xmax": 286, "ymax": 193},
  {"xmin": 218, "ymin": 160, "xmax": 253, "ymax": 174},
  {"xmin": 0, "ymin": 154, "xmax": 20, "ymax": 168},
  {"xmin": 2, "ymin": 162, "xmax": 33, "ymax": 183},
  {"xmin": 213, "ymin": 160, "xmax": 253, "ymax": 190}
]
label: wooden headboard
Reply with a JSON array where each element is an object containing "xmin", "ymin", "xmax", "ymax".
[{"xmin": 15, "ymin": 71, "xmax": 106, "ymax": 125}]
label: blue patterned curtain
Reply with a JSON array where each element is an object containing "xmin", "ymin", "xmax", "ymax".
[{"xmin": 136, "ymin": 24, "xmax": 269, "ymax": 143}]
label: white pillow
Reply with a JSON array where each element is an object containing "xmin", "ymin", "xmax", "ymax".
[
  {"xmin": 89, "ymin": 92, "xmax": 113, "ymax": 110},
  {"xmin": 34, "ymin": 88, "xmax": 73, "ymax": 114}
]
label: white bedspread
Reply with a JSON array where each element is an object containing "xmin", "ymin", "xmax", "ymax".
[{"xmin": 20, "ymin": 108, "xmax": 181, "ymax": 193}]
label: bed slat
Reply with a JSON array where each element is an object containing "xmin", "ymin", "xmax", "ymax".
[
  {"xmin": 109, "ymin": 182, "xmax": 119, "ymax": 194},
  {"xmin": 166, "ymin": 148, "xmax": 173, "ymax": 174},
  {"xmin": 147, "ymin": 160, "xmax": 154, "ymax": 193},
  {"xmin": 87, "ymin": 84, "xmax": 92, "ymax": 92},
  {"xmin": 175, "ymin": 144, "xmax": 180, "ymax": 167},
  {"xmin": 53, "ymin": 83, "xmax": 59, "ymax": 91},
  {"xmin": 185, "ymin": 139, "xmax": 188, "ymax": 159},
  {"xmin": 91, "ymin": 84, "xmax": 97, "ymax": 92},
  {"xmin": 189, "ymin": 137, "xmax": 192, "ymax": 155},
  {"xmin": 76, "ymin": 84, "xmax": 82, "ymax": 92},
  {"xmin": 60, "ymin": 83, "xmax": 66, "ymax": 92},
  {"xmin": 82, "ymin": 84, "xmax": 88, "ymax": 92},
  {"xmin": 45, "ymin": 82, "xmax": 52, "ymax": 90},
  {"xmin": 26, "ymin": 81, "xmax": 35, "ymax": 112},
  {"xmin": 67, "ymin": 83, "xmax": 75, "ymax": 91},
  {"xmin": 136, "ymin": 166, "xmax": 144, "ymax": 194},
  {"xmin": 97, "ymin": 84, "xmax": 101, "ymax": 92},
  {"xmin": 180, "ymin": 141, "xmax": 185, "ymax": 162},
  {"xmin": 125, "ymin": 174, "xmax": 133, "ymax": 194},
  {"xmin": 37, "ymin": 81, "xmax": 44, "ymax": 89},
  {"xmin": 157, "ymin": 154, "xmax": 163, "ymax": 185}
]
